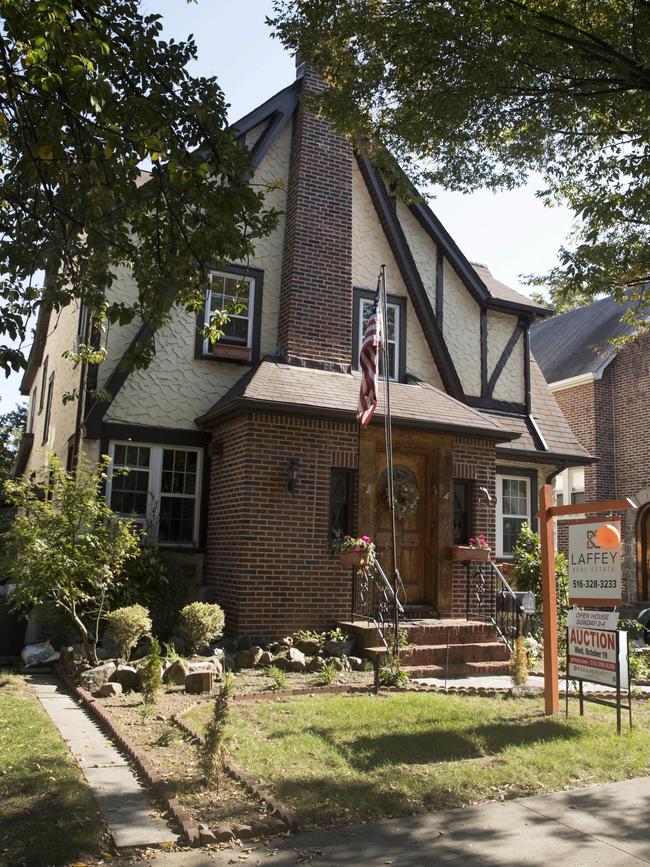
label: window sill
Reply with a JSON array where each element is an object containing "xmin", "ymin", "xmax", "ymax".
[{"xmin": 210, "ymin": 344, "xmax": 252, "ymax": 362}]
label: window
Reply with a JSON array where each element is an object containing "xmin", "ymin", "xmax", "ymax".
[
  {"xmin": 553, "ymin": 467, "xmax": 585, "ymax": 507},
  {"xmin": 453, "ymin": 479, "xmax": 473, "ymax": 544},
  {"xmin": 42, "ymin": 373, "xmax": 54, "ymax": 443},
  {"xmin": 202, "ymin": 271, "xmax": 254, "ymax": 354},
  {"xmin": 330, "ymin": 469, "xmax": 354, "ymax": 541},
  {"xmin": 496, "ymin": 474, "xmax": 531, "ymax": 557},
  {"xmin": 39, "ymin": 356, "xmax": 48, "ymax": 413},
  {"xmin": 107, "ymin": 442, "xmax": 202, "ymax": 546},
  {"xmin": 352, "ymin": 289, "xmax": 406, "ymax": 382},
  {"xmin": 28, "ymin": 387, "xmax": 37, "ymax": 433}
]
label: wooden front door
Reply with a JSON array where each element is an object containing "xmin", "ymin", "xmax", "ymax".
[
  {"xmin": 358, "ymin": 427, "xmax": 453, "ymax": 609},
  {"xmin": 638, "ymin": 506, "xmax": 650, "ymax": 600}
]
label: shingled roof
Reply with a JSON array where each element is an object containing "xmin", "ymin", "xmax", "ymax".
[
  {"xmin": 196, "ymin": 359, "xmax": 520, "ymax": 441},
  {"xmin": 530, "ymin": 295, "xmax": 636, "ymax": 385}
]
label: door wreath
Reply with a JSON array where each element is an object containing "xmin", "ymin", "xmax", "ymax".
[{"xmin": 380, "ymin": 466, "xmax": 419, "ymax": 521}]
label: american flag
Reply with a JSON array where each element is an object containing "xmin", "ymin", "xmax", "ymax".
[{"xmin": 357, "ymin": 289, "xmax": 384, "ymax": 428}]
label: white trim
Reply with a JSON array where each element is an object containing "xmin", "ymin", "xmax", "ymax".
[
  {"xmin": 496, "ymin": 473, "xmax": 531, "ymax": 557},
  {"xmin": 106, "ymin": 440, "xmax": 202, "ymax": 547},
  {"xmin": 202, "ymin": 270, "xmax": 255, "ymax": 356},
  {"xmin": 548, "ymin": 371, "xmax": 596, "ymax": 392}
]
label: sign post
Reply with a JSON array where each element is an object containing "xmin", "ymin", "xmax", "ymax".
[{"xmin": 537, "ymin": 487, "xmax": 635, "ymax": 716}]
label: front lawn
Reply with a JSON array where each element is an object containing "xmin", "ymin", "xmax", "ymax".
[
  {"xmin": 185, "ymin": 691, "xmax": 650, "ymax": 829},
  {"xmin": 0, "ymin": 673, "xmax": 105, "ymax": 866}
]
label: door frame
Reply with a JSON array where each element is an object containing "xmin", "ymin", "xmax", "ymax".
[{"xmin": 636, "ymin": 502, "xmax": 650, "ymax": 601}]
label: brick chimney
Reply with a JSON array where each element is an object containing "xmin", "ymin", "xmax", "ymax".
[{"xmin": 278, "ymin": 63, "xmax": 353, "ymax": 368}]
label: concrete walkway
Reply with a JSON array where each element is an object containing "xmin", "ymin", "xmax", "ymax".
[
  {"xmin": 29, "ymin": 676, "xmax": 177, "ymax": 849},
  {"xmin": 128, "ymin": 775, "xmax": 650, "ymax": 866}
]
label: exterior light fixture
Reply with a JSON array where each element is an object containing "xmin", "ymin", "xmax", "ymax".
[{"xmin": 287, "ymin": 458, "xmax": 299, "ymax": 494}]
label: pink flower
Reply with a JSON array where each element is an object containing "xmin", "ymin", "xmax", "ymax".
[
  {"xmin": 352, "ymin": 546, "xmax": 361, "ymax": 552},
  {"xmin": 361, "ymin": 535, "xmax": 371, "ymax": 543}
]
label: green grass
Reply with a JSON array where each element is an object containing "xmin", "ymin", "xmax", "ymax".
[
  {"xmin": 184, "ymin": 692, "xmax": 650, "ymax": 827},
  {"xmin": 0, "ymin": 673, "xmax": 104, "ymax": 866}
]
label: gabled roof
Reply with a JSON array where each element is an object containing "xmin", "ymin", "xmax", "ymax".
[
  {"xmin": 471, "ymin": 263, "xmax": 548, "ymax": 313},
  {"xmin": 530, "ymin": 296, "xmax": 637, "ymax": 385},
  {"xmin": 196, "ymin": 358, "xmax": 520, "ymax": 441}
]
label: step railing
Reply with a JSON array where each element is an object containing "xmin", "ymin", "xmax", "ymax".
[
  {"xmin": 465, "ymin": 560, "xmax": 524, "ymax": 651},
  {"xmin": 352, "ymin": 559, "xmax": 404, "ymax": 651}
]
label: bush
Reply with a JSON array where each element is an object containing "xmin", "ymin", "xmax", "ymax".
[
  {"xmin": 265, "ymin": 664, "xmax": 288, "ymax": 690},
  {"xmin": 105, "ymin": 604, "xmax": 152, "ymax": 661},
  {"xmin": 178, "ymin": 602, "xmax": 225, "ymax": 654},
  {"xmin": 200, "ymin": 680, "xmax": 232, "ymax": 787},
  {"xmin": 378, "ymin": 657, "xmax": 409, "ymax": 687},
  {"xmin": 319, "ymin": 660, "xmax": 338, "ymax": 686},
  {"xmin": 139, "ymin": 637, "xmax": 162, "ymax": 703}
]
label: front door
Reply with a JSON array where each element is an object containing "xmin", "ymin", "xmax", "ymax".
[
  {"xmin": 638, "ymin": 506, "xmax": 650, "ymax": 600},
  {"xmin": 358, "ymin": 427, "xmax": 453, "ymax": 610}
]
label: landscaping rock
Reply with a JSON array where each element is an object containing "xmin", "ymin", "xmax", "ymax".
[
  {"xmin": 330, "ymin": 656, "xmax": 351, "ymax": 672},
  {"xmin": 324, "ymin": 638, "xmax": 354, "ymax": 657},
  {"xmin": 110, "ymin": 664, "xmax": 139, "ymax": 691},
  {"xmin": 348, "ymin": 656, "xmax": 364, "ymax": 671},
  {"xmin": 185, "ymin": 670, "xmax": 214, "ymax": 694},
  {"xmin": 189, "ymin": 659, "xmax": 223, "ymax": 677},
  {"xmin": 80, "ymin": 661, "xmax": 116, "ymax": 692},
  {"xmin": 97, "ymin": 681, "xmax": 123, "ymax": 698},
  {"xmin": 235, "ymin": 649, "xmax": 254, "ymax": 669},
  {"xmin": 250, "ymin": 646, "xmax": 265, "ymax": 667},
  {"xmin": 198, "ymin": 825, "xmax": 217, "ymax": 845},
  {"xmin": 278, "ymin": 636, "xmax": 293, "ymax": 648},
  {"xmin": 162, "ymin": 659, "xmax": 190, "ymax": 686},
  {"xmin": 295, "ymin": 638, "xmax": 322, "ymax": 656},
  {"xmin": 256, "ymin": 650, "xmax": 274, "ymax": 667},
  {"xmin": 287, "ymin": 647, "xmax": 306, "ymax": 672},
  {"xmin": 307, "ymin": 655, "xmax": 326, "ymax": 673}
]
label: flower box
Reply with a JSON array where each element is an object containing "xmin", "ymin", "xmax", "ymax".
[
  {"xmin": 211, "ymin": 343, "xmax": 252, "ymax": 362},
  {"xmin": 338, "ymin": 550, "xmax": 368, "ymax": 567},
  {"xmin": 450, "ymin": 545, "xmax": 491, "ymax": 563}
]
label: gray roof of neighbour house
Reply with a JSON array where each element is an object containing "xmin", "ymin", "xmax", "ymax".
[
  {"xmin": 530, "ymin": 295, "xmax": 636, "ymax": 385},
  {"xmin": 196, "ymin": 358, "xmax": 520, "ymax": 442}
]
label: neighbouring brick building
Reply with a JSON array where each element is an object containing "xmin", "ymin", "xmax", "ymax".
[
  {"xmin": 16, "ymin": 62, "xmax": 591, "ymax": 638},
  {"xmin": 531, "ymin": 296, "xmax": 650, "ymax": 614}
]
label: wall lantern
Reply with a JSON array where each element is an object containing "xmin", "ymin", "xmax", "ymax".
[
  {"xmin": 595, "ymin": 522, "xmax": 621, "ymax": 549},
  {"xmin": 287, "ymin": 458, "xmax": 300, "ymax": 494}
]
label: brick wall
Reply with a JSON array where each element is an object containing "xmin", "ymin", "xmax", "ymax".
[
  {"xmin": 278, "ymin": 67, "xmax": 353, "ymax": 367},
  {"xmin": 204, "ymin": 411, "xmax": 358, "ymax": 637}
]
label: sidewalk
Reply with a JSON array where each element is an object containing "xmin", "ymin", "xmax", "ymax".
[{"xmin": 138, "ymin": 775, "xmax": 650, "ymax": 866}]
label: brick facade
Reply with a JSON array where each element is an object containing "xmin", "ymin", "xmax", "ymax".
[{"xmin": 278, "ymin": 67, "xmax": 353, "ymax": 367}]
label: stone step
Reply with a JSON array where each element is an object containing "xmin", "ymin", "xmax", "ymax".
[
  {"xmin": 366, "ymin": 641, "xmax": 510, "ymax": 666},
  {"xmin": 341, "ymin": 619, "xmax": 498, "ymax": 652},
  {"xmin": 403, "ymin": 660, "xmax": 511, "ymax": 678}
]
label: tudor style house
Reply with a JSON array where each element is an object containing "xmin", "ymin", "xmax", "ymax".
[
  {"xmin": 531, "ymin": 296, "xmax": 650, "ymax": 616},
  {"xmin": 17, "ymin": 63, "xmax": 591, "ymax": 640}
]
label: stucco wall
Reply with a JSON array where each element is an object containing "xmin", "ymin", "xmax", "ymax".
[
  {"xmin": 105, "ymin": 120, "xmax": 292, "ymax": 430},
  {"xmin": 441, "ymin": 260, "xmax": 482, "ymax": 396},
  {"xmin": 351, "ymin": 163, "xmax": 443, "ymax": 388},
  {"xmin": 24, "ymin": 301, "xmax": 83, "ymax": 476},
  {"xmin": 487, "ymin": 310, "xmax": 525, "ymax": 404}
]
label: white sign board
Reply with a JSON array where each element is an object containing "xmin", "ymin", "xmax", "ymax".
[
  {"xmin": 568, "ymin": 520, "xmax": 622, "ymax": 605},
  {"xmin": 567, "ymin": 609, "xmax": 619, "ymax": 631},
  {"xmin": 567, "ymin": 626, "xmax": 628, "ymax": 689}
]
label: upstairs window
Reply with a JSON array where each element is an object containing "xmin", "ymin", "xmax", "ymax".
[
  {"xmin": 42, "ymin": 373, "xmax": 54, "ymax": 443},
  {"xmin": 352, "ymin": 288, "xmax": 406, "ymax": 382},
  {"xmin": 107, "ymin": 442, "xmax": 201, "ymax": 547},
  {"xmin": 28, "ymin": 387, "xmax": 37, "ymax": 433},
  {"xmin": 201, "ymin": 270, "xmax": 258, "ymax": 362},
  {"xmin": 553, "ymin": 467, "xmax": 585, "ymax": 506}
]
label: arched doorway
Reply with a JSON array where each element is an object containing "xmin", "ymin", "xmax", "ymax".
[{"xmin": 636, "ymin": 504, "xmax": 650, "ymax": 601}]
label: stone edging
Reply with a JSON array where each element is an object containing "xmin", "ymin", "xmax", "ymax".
[
  {"xmin": 404, "ymin": 682, "xmax": 650, "ymax": 700},
  {"xmin": 231, "ymin": 683, "xmax": 371, "ymax": 702},
  {"xmin": 171, "ymin": 703, "xmax": 298, "ymax": 833},
  {"xmin": 56, "ymin": 668, "xmax": 201, "ymax": 847}
]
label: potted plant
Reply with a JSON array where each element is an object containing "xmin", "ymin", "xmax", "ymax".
[
  {"xmin": 335, "ymin": 534, "xmax": 375, "ymax": 568},
  {"xmin": 450, "ymin": 534, "xmax": 492, "ymax": 562}
]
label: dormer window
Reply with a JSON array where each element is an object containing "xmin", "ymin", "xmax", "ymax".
[
  {"xmin": 352, "ymin": 288, "xmax": 406, "ymax": 382},
  {"xmin": 196, "ymin": 265, "xmax": 264, "ymax": 364}
]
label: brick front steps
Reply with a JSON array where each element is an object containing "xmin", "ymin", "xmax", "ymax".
[{"xmin": 341, "ymin": 618, "xmax": 511, "ymax": 678}]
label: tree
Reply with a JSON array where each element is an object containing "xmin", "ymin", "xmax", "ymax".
[
  {"xmin": 0, "ymin": 401, "xmax": 27, "ymax": 491},
  {"xmin": 270, "ymin": 1, "xmax": 650, "ymax": 326},
  {"xmin": 0, "ymin": 1, "xmax": 279, "ymax": 377},
  {"xmin": 1, "ymin": 455, "xmax": 140, "ymax": 661}
]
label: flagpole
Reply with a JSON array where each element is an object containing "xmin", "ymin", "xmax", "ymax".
[{"xmin": 380, "ymin": 264, "xmax": 400, "ymax": 657}]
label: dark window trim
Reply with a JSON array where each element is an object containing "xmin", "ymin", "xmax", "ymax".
[
  {"xmin": 194, "ymin": 264, "xmax": 265, "ymax": 366},
  {"xmin": 42, "ymin": 372, "xmax": 54, "ymax": 444},
  {"xmin": 352, "ymin": 287, "xmax": 407, "ymax": 383},
  {"xmin": 496, "ymin": 465, "xmax": 538, "ymax": 557},
  {"xmin": 39, "ymin": 356, "xmax": 48, "ymax": 414}
]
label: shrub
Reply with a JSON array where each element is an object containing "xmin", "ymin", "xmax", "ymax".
[
  {"xmin": 179, "ymin": 602, "xmax": 225, "ymax": 654},
  {"xmin": 510, "ymin": 636, "xmax": 528, "ymax": 685},
  {"xmin": 319, "ymin": 660, "xmax": 338, "ymax": 686},
  {"xmin": 629, "ymin": 650, "xmax": 650, "ymax": 683},
  {"xmin": 378, "ymin": 658, "xmax": 409, "ymax": 688},
  {"xmin": 139, "ymin": 637, "xmax": 162, "ymax": 704},
  {"xmin": 105, "ymin": 604, "xmax": 152, "ymax": 661},
  {"xmin": 265, "ymin": 664, "xmax": 288, "ymax": 690},
  {"xmin": 200, "ymin": 680, "xmax": 232, "ymax": 787}
]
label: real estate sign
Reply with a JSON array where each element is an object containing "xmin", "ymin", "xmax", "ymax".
[
  {"xmin": 567, "ymin": 610, "xmax": 628, "ymax": 689},
  {"xmin": 568, "ymin": 519, "xmax": 622, "ymax": 605}
]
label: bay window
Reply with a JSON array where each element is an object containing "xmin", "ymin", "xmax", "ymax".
[{"xmin": 107, "ymin": 442, "xmax": 201, "ymax": 546}]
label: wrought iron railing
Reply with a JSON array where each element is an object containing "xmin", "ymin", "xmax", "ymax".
[
  {"xmin": 351, "ymin": 559, "xmax": 404, "ymax": 650},
  {"xmin": 465, "ymin": 560, "xmax": 524, "ymax": 650}
]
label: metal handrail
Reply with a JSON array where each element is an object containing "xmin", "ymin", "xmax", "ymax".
[
  {"xmin": 464, "ymin": 559, "xmax": 524, "ymax": 651},
  {"xmin": 490, "ymin": 560, "xmax": 524, "ymax": 650},
  {"xmin": 374, "ymin": 559, "xmax": 405, "ymax": 615}
]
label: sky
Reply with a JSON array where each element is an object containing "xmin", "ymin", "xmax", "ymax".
[{"xmin": 0, "ymin": 0, "xmax": 575, "ymax": 411}]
